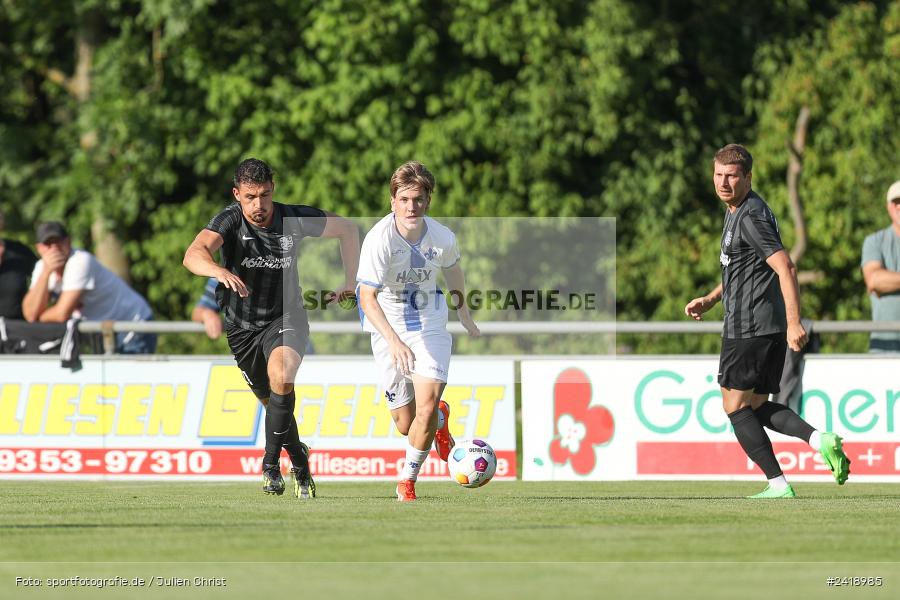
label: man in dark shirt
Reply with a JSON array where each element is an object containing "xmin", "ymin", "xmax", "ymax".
[
  {"xmin": 183, "ymin": 158, "xmax": 359, "ymax": 499},
  {"xmin": 684, "ymin": 144, "xmax": 849, "ymax": 498},
  {"xmin": 0, "ymin": 211, "xmax": 38, "ymax": 320}
]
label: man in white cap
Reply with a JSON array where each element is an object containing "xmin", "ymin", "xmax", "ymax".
[{"xmin": 861, "ymin": 180, "xmax": 900, "ymax": 352}]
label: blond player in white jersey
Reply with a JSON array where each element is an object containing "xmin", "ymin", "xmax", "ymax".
[{"xmin": 357, "ymin": 161, "xmax": 480, "ymax": 501}]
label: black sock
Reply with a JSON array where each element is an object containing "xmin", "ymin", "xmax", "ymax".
[
  {"xmin": 263, "ymin": 390, "xmax": 295, "ymax": 466},
  {"xmin": 754, "ymin": 401, "xmax": 815, "ymax": 442},
  {"xmin": 282, "ymin": 417, "xmax": 309, "ymax": 471},
  {"xmin": 728, "ymin": 406, "xmax": 783, "ymax": 479}
]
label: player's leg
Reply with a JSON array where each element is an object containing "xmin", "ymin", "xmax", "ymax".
[
  {"xmin": 750, "ymin": 338, "xmax": 850, "ymax": 484},
  {"xmin": 389, "ymin": 391, "xmax": 419, "ymax": 502},
  {"xmin": 265, "ymin": 319, "xmax": 318, "ymax": 498},
  {"xmin": 719, "ymin": 336, "xmax": 794, "ymax": 498},
  {"xmin": 224, "ymin": 325, "xmax": 283, "ymax": 494},
  {"xmin": 418, "ymin": 330, "xmax": 455, "ymax": 461},
  {"xmin": 395, "ymin": 375, "xmax": 444, "ymax": 501}
]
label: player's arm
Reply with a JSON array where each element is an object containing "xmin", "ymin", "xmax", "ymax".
[
  {"xmin": 357, "ymin": 283, "xmax": 415, "ymax": 375},
  {"xmin": 766, "ymin": 249, "xmax": 808, "ymax": 351},
  {"xmin": 442, "ymin": 262, "xmax": 480, "ymax": 337},
  {"xmin": 684, "ymin": 283, "xmax": 722, "ymax": 321},
  {"xmin": 183, "ymin": 229, "xmax": 248, "ymax": 297},
  {"xmin": 862, "ymin": 260, "xmax": 900, "ymax": 297},
  {"xmin": 319, "ymin": 212, "xmax": 360, "ymax": 299}
]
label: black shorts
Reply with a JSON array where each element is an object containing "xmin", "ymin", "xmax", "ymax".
[
  {"xmin": 225, "ymin": 313, "xmax": 310, "ymax": 400},
  {"xmin": 718, "ymin": 332, "xmax": 787, "ymax": 394}
]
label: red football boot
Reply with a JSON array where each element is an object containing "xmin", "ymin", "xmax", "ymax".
[
  {"xmin": 396, "ymin": 479, "xmax": 417, "ymax": 502},
  {"xmin": 434, "ymin": 400, "xmax": 455, "ymax": 461}
]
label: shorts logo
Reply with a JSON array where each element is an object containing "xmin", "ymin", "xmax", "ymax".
[
  {"xmin": 279, "ymin": 235, "xmax": 294, "ymax": 250},
  {"xmin": 385, "ymin": 391, "xmax": 397, "ymax": 403}
]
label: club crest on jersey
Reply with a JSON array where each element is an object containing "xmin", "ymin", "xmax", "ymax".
[
  {"xmin": 279, "ymin": 235, "xmax": 294, "ymax": 251},
  {"xmin": 423, "ymin": 247, "xmax": 438, "ymax": 260}
]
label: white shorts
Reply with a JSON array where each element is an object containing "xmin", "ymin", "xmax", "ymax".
[{"xmin": 371, "ymin": 329, "xmax": 452, "ymax": 410}]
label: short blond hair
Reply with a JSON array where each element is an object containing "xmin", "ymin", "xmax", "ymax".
[{"xmin": 390, "ymin": 161, "xmax": 435, "ymax": 199}]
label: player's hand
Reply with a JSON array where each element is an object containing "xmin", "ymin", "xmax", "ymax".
[
  {"xmin": 684, "ymin": 296, "xmax": 711, "ymax": 321},
  {"xmin": 389, "ymin": 339, "xmax": 415, "ymax": 376},
  {"xmin": 202, "ymin": 313, "xmax": 223, "ymax": 340},
  {"xmin": 325, "ymin": 284, "xmax": 357, "ymax": 309},
  {"xmin": 458, "ymin": 309, "xmax": 481, "ymax": 338},
  {"xmin": 215, "ymin": 268, "xmax": 248, "ymax": 298},
  {"xmin": 43, "ymin": 247, "xmax": 68, "ymax": 272},
  {"xmin": 787, "ymin": 322, "xmax": 808, "ymax": 352}
]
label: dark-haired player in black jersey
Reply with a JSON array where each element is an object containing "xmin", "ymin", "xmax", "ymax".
[
  {"xmin": 184, "ymin": 158, "xmax": 359, "ymax": 499},
  {"xmin": 684, "ymin": 144, "xmax": 849, "ymax": 499}
]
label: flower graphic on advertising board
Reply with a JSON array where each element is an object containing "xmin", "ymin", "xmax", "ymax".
[{"xmin": 548, "ymin": 368, "xmax": 615, "ymax": 475}]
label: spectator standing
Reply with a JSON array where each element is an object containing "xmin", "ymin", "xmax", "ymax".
[
  {"xmin": 22, "ymin": 221, "xmax": 156, "ymax": 354},
  {"xmin": 861, "ymin": 180, "xmax": 900, "ymax": 352}
]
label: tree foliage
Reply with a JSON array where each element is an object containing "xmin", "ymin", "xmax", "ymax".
[{"xmin": 1, "ymin": 0, "xmax": 896, "ymax": 354}]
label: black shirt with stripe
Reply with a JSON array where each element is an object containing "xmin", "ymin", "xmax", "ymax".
[
  {"xmin": 719, "ymin": 190, "xmax": 787, "ymax": 338},
  {"xmin": 205, "ymin": 202, "xmax": 326, "ymax": 330}
]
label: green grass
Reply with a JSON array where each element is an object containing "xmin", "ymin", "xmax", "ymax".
[{"xmin": 1, "ymin": 481, "xmax": 898, "ymax": 599}]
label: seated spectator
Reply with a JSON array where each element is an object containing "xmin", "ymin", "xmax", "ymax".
[
  {"xmin": 861, "ymin": 180, "xmax": 900, "ymax": 352},
  {"xmin": 22, "ymin": 221, "xmax": 156, "ymax": 354},
  {"xmin": 0, "ymin": 210, "xmax": 38, "ymax": 320},
  {"xmin": 191, "ymin": 276, "xmax": 314, "ymax": 353}
]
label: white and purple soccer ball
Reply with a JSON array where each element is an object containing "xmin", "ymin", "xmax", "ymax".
[{"xmin": 447, "ymin": 439, "xmax": 497, "ymax": 488}]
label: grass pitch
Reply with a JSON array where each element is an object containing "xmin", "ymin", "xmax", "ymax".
[{"xmin": 1, "ymin": 481, "xmax": 898, "ymax": 599}]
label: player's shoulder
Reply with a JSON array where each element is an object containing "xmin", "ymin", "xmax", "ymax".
[
  {"xmin": 423, "ymin": 216, "xmax": 456, "ymax": 245},
  {"xmin": 742, "ymin": 191, "xmax": 770, "ymax": 213},
  {"xmin": 213, "ymin": 202, "xmax": 242, "ymax": 219},
  {"xmin": 277, "ymin": 201, "xmax": 326, "ymax": 219},
  {"xmin": 364, "ymin": 213, "xmax": 396, "ymax": 240}
]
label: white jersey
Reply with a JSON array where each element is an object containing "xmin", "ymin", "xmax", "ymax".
[
  {"xmin": 30, "ymin": 249, "xmax": 153, "ymax": 323},
  {"xmin": 357, "ymin": 214, "xmax": 460, "ymax": 334}
]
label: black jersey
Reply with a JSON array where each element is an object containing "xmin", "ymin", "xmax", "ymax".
[
  {"xmin": 719, "ymin": 191, "xmax": 787, "ymax": 339},
  {"xmin": 205, "ymin": 202, "xmax": 327, "ymax": 330}
]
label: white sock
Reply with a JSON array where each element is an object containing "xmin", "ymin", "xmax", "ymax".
[
  {"xmin": 401, "ymin": 446, "xmax": 430, "ymax": 481},
  {"xmin": 768, "ymin": 475, "xmax": 789, "ymax": 490},
  {"xmin": 808, "ymin": 430, "xmax": 822, "ymax": 451}
]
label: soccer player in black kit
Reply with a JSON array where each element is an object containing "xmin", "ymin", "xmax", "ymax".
[
  {"xmin": 184, "ymin": 159, "xmax": 359, "ymax": 498},
  {"xmin": 685, "ymin": 144, "xmax": 849, "ymax": 498}
]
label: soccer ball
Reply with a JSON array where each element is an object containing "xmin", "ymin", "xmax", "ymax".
[{"xmin": 447, "ymin": 439, "xmax": 497, "ymax": 488}]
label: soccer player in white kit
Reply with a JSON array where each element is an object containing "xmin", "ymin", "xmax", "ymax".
[{"xmin": 357, "ymin": 161, "xmax": 480, "ymax": 501}]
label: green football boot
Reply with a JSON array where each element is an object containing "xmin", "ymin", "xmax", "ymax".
[
  {"xmin": 291, "ymin": 467, "xmax": 316, "ymax": 499},
  {"xmin": 747, "ymin": 484, "xmax": 796, "ymax": 499},
  {"xmin": 262, "ymin": 464, "xmax": 285, "ymax": 495},
  {"xmin": 819, "ymin": 432, "xmax": 850, "ymax": 485}
]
